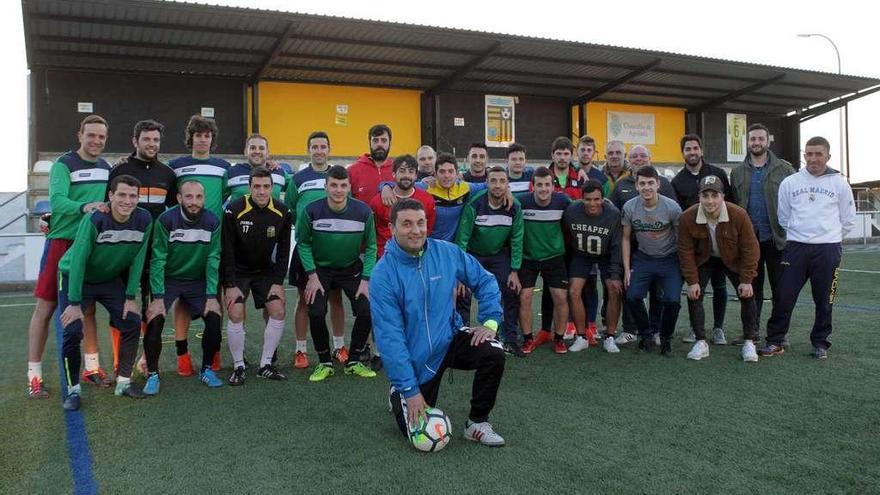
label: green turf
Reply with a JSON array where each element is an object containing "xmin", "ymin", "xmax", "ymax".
[{"xmin": 2, "ymin": 251, "xmax": 879, "ymax": 494}]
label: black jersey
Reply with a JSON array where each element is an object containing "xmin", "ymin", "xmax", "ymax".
[
  {"xmin": 109, "ymin": 154, "xmax": 178, "ymax": 220},
  {"xmin": 562, "ymin": 199, "xmax": 623, "ymax": 278},
  {"xmin": 221, "ymin": 195, "xmax": 292, "ymax": 286}
]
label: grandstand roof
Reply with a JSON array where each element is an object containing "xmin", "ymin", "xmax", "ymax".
[{"xmin": 22, "ymin": 0, "xmax": 880, "ymax": 118}]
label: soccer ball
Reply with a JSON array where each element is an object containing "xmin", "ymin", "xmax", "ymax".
[{"xmin": 410, "ymin": 407, "xmax": 452, "ymax": 452}]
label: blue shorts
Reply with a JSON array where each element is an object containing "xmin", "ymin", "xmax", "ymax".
[{"xmin": 163, "ymin": 278, "xmax": 208, "ymax": 319}]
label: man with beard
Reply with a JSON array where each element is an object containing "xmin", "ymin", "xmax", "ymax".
[
  {"xmin": 672, "ymin": 134, "xmax": 733, "ymax": 345},
  {"xmin": 349, "ymin": 124, "xmax": 394, "ymax": 204},
  {"xmin": 463, "ymin": 143, "xmax": 490, "ymax": 183},
  {"xmin": 227, "ymin": 134, "xmax": 287, "ymax": 201},
  {"xmin": 143, "ymin": 180, "xmax": 223, "ymax": 394},
  {"xmin": 369, "ymin": 155, "xmax": 436, "ymax": 258},
  {"xmin": 456, "ymin": 166, "xmax": 524, "ymax": 352},
  {"xmin": 416, "ymin": 145, "xmax": 436, "ymax": 181},
  {"xmin": 729, "ymin": 123, "xmax": 794, "ymax": 338},
  {"xmin": 506, "ymin": 143, "xmax": 533, "ymax": 194}
]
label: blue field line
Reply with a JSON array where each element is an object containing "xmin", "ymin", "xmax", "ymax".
[{"xmin": 53, "ymin": 309, "xmax": 99, "ymax": 495}]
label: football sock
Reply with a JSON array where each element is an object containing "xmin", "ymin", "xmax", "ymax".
[
  {"xmin": 227, "ymin": 321, "xmax": 246, "ymax": 368},
  {"xmin": 84, "ymin": 353, "xmax": 100, "ymax": 372},
  {"xmin": 522, "ymin": 334, "xmax": 533, "ymax": 342},
  {"xmin": 333, "ymin": 336, "xmax": 345, "ymax": 349},
  {"xmin": 28, "ymin": 361, "xmax": 42, "ymax": 381},
  {"xmin": 68, "ymin": 384, "xmax": 81, "ymax": 395},
  {"xmin": 261, "ymin": 318, "xmax": 284, "ymax": 367},
  {"xmin": 296, "ymin": 340, "xmax": 307, "ymax": 353},
  {"xmin": 175, "ymin": 339, "xmax": 188, "ymax": 356},
  {"xmin": 553, "ymin": 332, "xmax": 563, "ymax": 342}
]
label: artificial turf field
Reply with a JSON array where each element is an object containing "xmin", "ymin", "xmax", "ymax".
[{"xmin": 2, "ymin": 249, "xmax": 878, "ymax": 494}]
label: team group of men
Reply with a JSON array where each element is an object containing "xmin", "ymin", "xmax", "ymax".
[{"xmin": 25, "ymin": 114, "xmax": 855, "ymax": 447}]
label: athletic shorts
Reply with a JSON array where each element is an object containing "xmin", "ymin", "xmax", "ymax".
[
  {"xmin": 232, "ymin": 271, "xmax": 280, "ymax": 309},
  {"xmin": 288, "ymin": 245, "xmax": 308, "ymax": 290},
  {"xmin": 568, "ymin": 255, "xmax": 614, "ymax": 281},
  {"xmin": 519, "ymin": 255, "xmax": 568, "ymax": 289},
  {"xmin": 163, "ymin": 278, "xmax": 208, "ymax": 319},
  {"xmin": 34, "ymin": 238, "xmax": 73, "ymax": 300}
]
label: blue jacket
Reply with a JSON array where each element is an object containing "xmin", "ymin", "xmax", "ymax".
[{"xmin": 370, "ymin": 237, "xmax": 502, "ymax": 398}]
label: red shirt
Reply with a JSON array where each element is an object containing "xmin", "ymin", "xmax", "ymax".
[
  {"xmin": 550, "ymin": 165, "xmax": 583, "ymax": 200},
  {"xmin": 348, "ymin": 154, "xmax": 394, "ymax": 204},
  {"xmin": 369, "ymin": 187, "xmax": 437, "ymax": 258}
]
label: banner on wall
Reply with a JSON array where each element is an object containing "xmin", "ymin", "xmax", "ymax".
[
  {"xmin": 726, "ymin": 113, "xmax": 747, "ymax": 162},
  {"xmin": 485, "ymin": 95, "xmax": 515, "ymax": 147},
  {"xmin": 607, "ymin": 111, "xmax": 655, "ymax": 144}
]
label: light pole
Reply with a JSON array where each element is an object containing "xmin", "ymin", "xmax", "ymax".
[{"xmin": 798, "ymin": 33, "xmax": 848, "ymax": 182}]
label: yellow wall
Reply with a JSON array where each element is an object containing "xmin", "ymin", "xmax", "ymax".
[
  {"xmin": 258, "ymin": 82, "xmax": 422, "ymax": 156},
  {"xmin": 585, "ymin": 102, "xmax": 685, "ymax": 162}
]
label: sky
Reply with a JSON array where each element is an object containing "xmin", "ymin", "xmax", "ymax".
[{"xmin": 2, "ymin": 0, "xmax": 879, "ymax": 191}]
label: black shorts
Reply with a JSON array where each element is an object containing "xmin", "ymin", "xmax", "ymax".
[
  {"xmin": 519, "ymin": 255, "xmax": 568, "ymax": 289},
  {"xmin": 289, "ymin": 245, "xmax": 308, "ymax": 290},
  {"xmin": 163, "ymin": 278, "xmax": 207, "ymax": 319},
  {"xmin": 233, "ymin": 271, "xmax": 281, "ymax": 309},
  {"xmin": 568, "ymin": 255, "xmax": 613, "ymax": 281}
]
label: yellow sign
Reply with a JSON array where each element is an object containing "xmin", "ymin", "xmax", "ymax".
[
  {"xmin": 485, "ymin": 95, "xmax": 515, "ymax": 147},
  {"xmin": 726, "ymin": 113, "xmax": 747, "ymax": 162}
]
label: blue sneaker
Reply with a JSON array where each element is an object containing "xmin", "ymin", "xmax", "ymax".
[
  {"xmin": 143, "ymin": 372, "xmax": 160, "ymax": 396},
  {"xmin": 199, "ymin": 369, "xmax": 224, "ymax": 388}
]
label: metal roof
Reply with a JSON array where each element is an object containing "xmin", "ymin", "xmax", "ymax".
[{"xmin": 22, "ymin": 0, "xmax": 880, "ymax": 118}]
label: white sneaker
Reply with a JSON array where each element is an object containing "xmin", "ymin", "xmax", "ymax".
[
  {"xmin": 682, "ymin": 329, "xmax": 696, "ymax": 343},
  {"xmin": 464, "ymin": 420, "xmax": 505, "ymax": 447},
  {"xmin": 742, "ymin": 340, "xmax": 759, "ymax": 362},
  {"xmin": 568, "ymin": 336, "xmax": 589, "ymax": 352},
  {"xmin": 603, "ymin": 336, "xmax": 620, "ymax": 353},
  {"xmin": 653, "ymin": 332, "xmax": 661, "ymax": 346},
  {"xmin": 687, "ymin": 340, "xmax": 710, "ymax": 361},
  {"xmin": 614, "ymin": 332, "xmax": 637, "ymax": 345},
  {"xmin": 713, "ymin": 328, "xmax": 727, "ymax": 345}
]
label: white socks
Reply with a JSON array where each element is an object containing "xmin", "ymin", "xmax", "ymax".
[
  {"xmin": 28, "ymin": 361, "xmax": 42, "ymax": 381},
  {"xmin": 84, "ymin": 353, "xmax": 100, "ymax": 372},
  {"xmin": 227, "ymin": 321, "xmax": 246, "ymax": 368},
  {"xmin": 333, "ymin": 336, "xmax": 345, "ymax": 350},
  {"xmin": 261, "ymin": 318, "xmax": 285, "ymax": 366},
  {"xmin": 296, "ymin": 340, "xmax": 307, "ymax": 353}
]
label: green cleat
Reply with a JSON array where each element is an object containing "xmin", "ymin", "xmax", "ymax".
[
  {"xmin": 344, "ymin": 361, "xmax": 377, "ymax": 379},
  {"xmin": 309, "ymin": 363, "xmax": 335, "ymax": 382}
]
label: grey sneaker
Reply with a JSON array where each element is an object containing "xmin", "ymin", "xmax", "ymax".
[
  {"xmin": 811, "ymin": 346, "xmax": 828, "ymax": 360},
  {"xmin": 464, "ymin": 420, "xmax": 505, "ymax": 447},
  {"xmin": 712, "ymin": 328, "xmax": 727, "ymax": 345},
  {"xmin": 682, "ymin": 329, "xmax": 696, "ymax": 343}
]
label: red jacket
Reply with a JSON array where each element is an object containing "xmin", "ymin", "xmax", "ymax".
[
  {"xmin": 369, "ymin": 187, "xmax": 437, "ymax": 258},
  {"xmin": 348, "ymin": 154, "xmax": 394, "ymax": 204},
  {"xmin": 550, "ymin": 165, "xmax": 583, "ymax": 200}
]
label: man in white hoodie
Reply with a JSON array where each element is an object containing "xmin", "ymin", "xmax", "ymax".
[{"xmin": 759, "ymin": 136, "xmax": 856, "ymax": 359}]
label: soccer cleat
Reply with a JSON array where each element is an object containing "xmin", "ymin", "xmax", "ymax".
[
  {"xmin": 638, "ymin": 336, "xmax": 656, "ymax": 352},
  {"xmin": 81, "ymin": 368, "xmax": 111, "ymax": 388},
  {"xmin": 742, "ymin": 341, "xmax": 759, "ymax": 362},
  {"xmin": 568, "ymin": 336, "xmax": 589, "ymax": 353},
  {"xmin": 682, "ymin": 329, "xmax": 696, "ymax": 343},
  {"xmin": 176, "ymin": 353, "xmax": 195, "ymax": 377},
  {"xmin": 228, "ymin": 366, "xmax": 246, "ymax": 386},
  {"xmin": 211, "ymin": 351, "xmax": 222, "ymax": 372},
  {"xmin": 660, "ymin": 339, "xmax": 672, "ymax": 357},
  {"xmin": 586, "ymin": 323, "xmax": 599, "ymax": 346},
  {"xmin": 614, "ymin": 332, "xmax": 637, "ymax": 345},
  {"xmin": 533, "ymin": 329, "xmax": 553, "ymax": 347},
  {"xmin": 257, "ymin": 365, "xmax": 288, "ymax": 381},
  {"xmin": 687, "ymin": 340, "xmax": 710, "ymax": 361},
  {"xmin": 464, "ymin": 420, "xmax": 505, "ymax": 447},
  {"xmin": 554, "ymin": 340, "xmax": 568, "ymax": 354},
  {"xmin": 294, "ymin": 351, "xmax": 309, "ymax": 369},
  {"xmin": 62, "ymin": 392, "xmax": 81, "ymax": 411},
  {"xmin": 28, "ymin": 377, "xmax": 50, "ymax": 399},
  {"xmin": 309, "ymin": 363, "xmax": 335, "ymax": 382},
  {"xmin": 520, "ymin": 338, "xmax": 538, "ymax": 355},
  {"xmin": 713, "ymin": 328, "xmax": 727, "ymax": 345},
  {"xmin": 115, "ymin": 382, "xmax": 147, "ymax": 399},
  {"xmin": 603, "ymin": 336, "xmax": 620, "ymax": 353},
  {"xmin": 333, "ymin": 346, "xmax": 349, "ymax": 364},
  {"xmin": 811, "ymin": 346, "xmax": 828, "ymax": 360},
  {"xmin": 503, "ymin": 342, "xmax": 526, "ymax": 357},
  {"xmin": 563, "ymin": 322, "xmax": 576, "ymax": 340},
  {"xmin": 199, "ymin": 369, "xmax": 224, "ymax": 388},
  {"xmin": 758, "ymin": 344, "xmax": 785, "ymax": 357},
  {"xmin": 143, "ymin": 372, "xmax": 160, "ymax": 396},
  {"xmin": 345, "ymin": 361, "xmax": 377, "ymax": 378}
]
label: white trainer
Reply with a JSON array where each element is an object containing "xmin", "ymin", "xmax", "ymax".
[
  {"xmin": 568, "ymin": 336, "xmax": 589, "ymax": 352},
  {"xmin": 687, "ymin": 340, "xmax": 710, "ymax": 360},
  {"xmin": 614, "ymin": 332, "xmax": 637, "ymax": 345},
  {"xmin": 464, "ymin": 420, "xmax": 505, "ymax": 447},
  {"xmin": 603, "ymin": 336, "xmax": 620, "ymax": 353},
  {"xmin": 742, "ymin": 340, "xmax": 759, "ymax": 362},
  {"xmin": 682, "ymin": 329, "xmax": 696, "ymax": 343},
  {"xmin": 713, "ymin": 328, "xmax": 727, "ymax": 345}
]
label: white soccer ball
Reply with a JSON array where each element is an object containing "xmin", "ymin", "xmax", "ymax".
[{"xmin": 410, "ymin": 407, "xmax": 452, "ymax": 452}]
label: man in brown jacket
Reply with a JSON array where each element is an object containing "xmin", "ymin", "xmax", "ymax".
[{"xmin": 678, "ymin": 176, "xmax": 760, "ymax": 362}]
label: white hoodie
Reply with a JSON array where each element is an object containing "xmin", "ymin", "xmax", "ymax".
[{"xmin": 777, "ymin": 167, "xmax": 856, "ymax": 244}]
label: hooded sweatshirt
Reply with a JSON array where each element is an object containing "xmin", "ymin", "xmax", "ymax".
[
  {"xmin": 348, "ymin": 154, "xmax": 394, "ymax": 204},
  {"xmin": 777, "ymin": 167, "xmax": 856, "ymax": 244}
]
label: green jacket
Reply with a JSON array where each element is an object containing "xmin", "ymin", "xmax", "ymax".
[{"xmin": 729, "ymin": 150, "xmax": 795, "ymax": 250}]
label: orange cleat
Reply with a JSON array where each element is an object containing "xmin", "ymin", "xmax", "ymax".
[
  {"xmin": 294, "ymin": 351, "xmax": 309, "ymax": 369},
  {"xmin": 176, "ymin": 352, "xmax": 195, "ymax": 377},
  {"xmin": 554, "ymin": 340, "xmax": 568, "ymax": 354},
  {"xmin": 533, "ymin": 329, "xmax": 553, "ymax": 347},
  {"xmin": 333, "ymin": 346, "xmax": 349, "ymax": 364},
  {"xmin": 211, "ymin": 351, "xmax": 221, "ymax": 372}
]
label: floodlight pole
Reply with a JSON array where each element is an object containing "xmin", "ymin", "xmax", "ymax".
[{"xmin": 798, "ymin": 33, "xmax": 849, "ymax": 183}]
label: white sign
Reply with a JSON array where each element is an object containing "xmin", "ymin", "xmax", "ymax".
[
  {"xmin": 607, "ymin": 111, "xmax": 655, "ymax": 145},
  {"xmin": 454, "ymin": 117, "xmax": 465, "ymax": 127},
  {"xmin": 77, "ymin": 102, "xmax": 93, "ymax": 113},
  {"xmin": 336, "ymin": 104, "xmax": 348, "ymax": 115},
  {"xmin": 201, "ymin": 107, "xmax": 215, "ymax": 118}
]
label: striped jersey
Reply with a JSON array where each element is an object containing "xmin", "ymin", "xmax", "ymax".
[
  {"xmin": 168, "ymin": 156, "xmax": 231, "ymax": 218},
  {"xmin": 47, "ymin": 151, "xmax": 111, "ymax": 240},
  {"xmin": 150, "ymin": 206, "xmax": 221, "ymax": 297},
  {"xmin": 286, "ymin": 164, "xmax": 331, "ymax": 220},
  {"xmin": 58, "ymin": 208, "xmax": 153, "ymax": 303},
  {"xmin": 508, "ymin": 167, "xmax": 534, "ymax": 194},
  {"xmin": 296, "ymin": 198, "xmax": 377, "ymax": 279},
  {"xmin": 109, "ymin": 155, "xmax": 177, "ymax": 220},
  {"xmin": 456, "ymin": 191, "xmax": 524, "ymax": 270},
  {"xmin": 517, "ymin": 192, "xmax": 571, "ymax": 261},
  {"xmin": 226, "ymin": 162, "xmax": 287, "ymax": 202}
]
